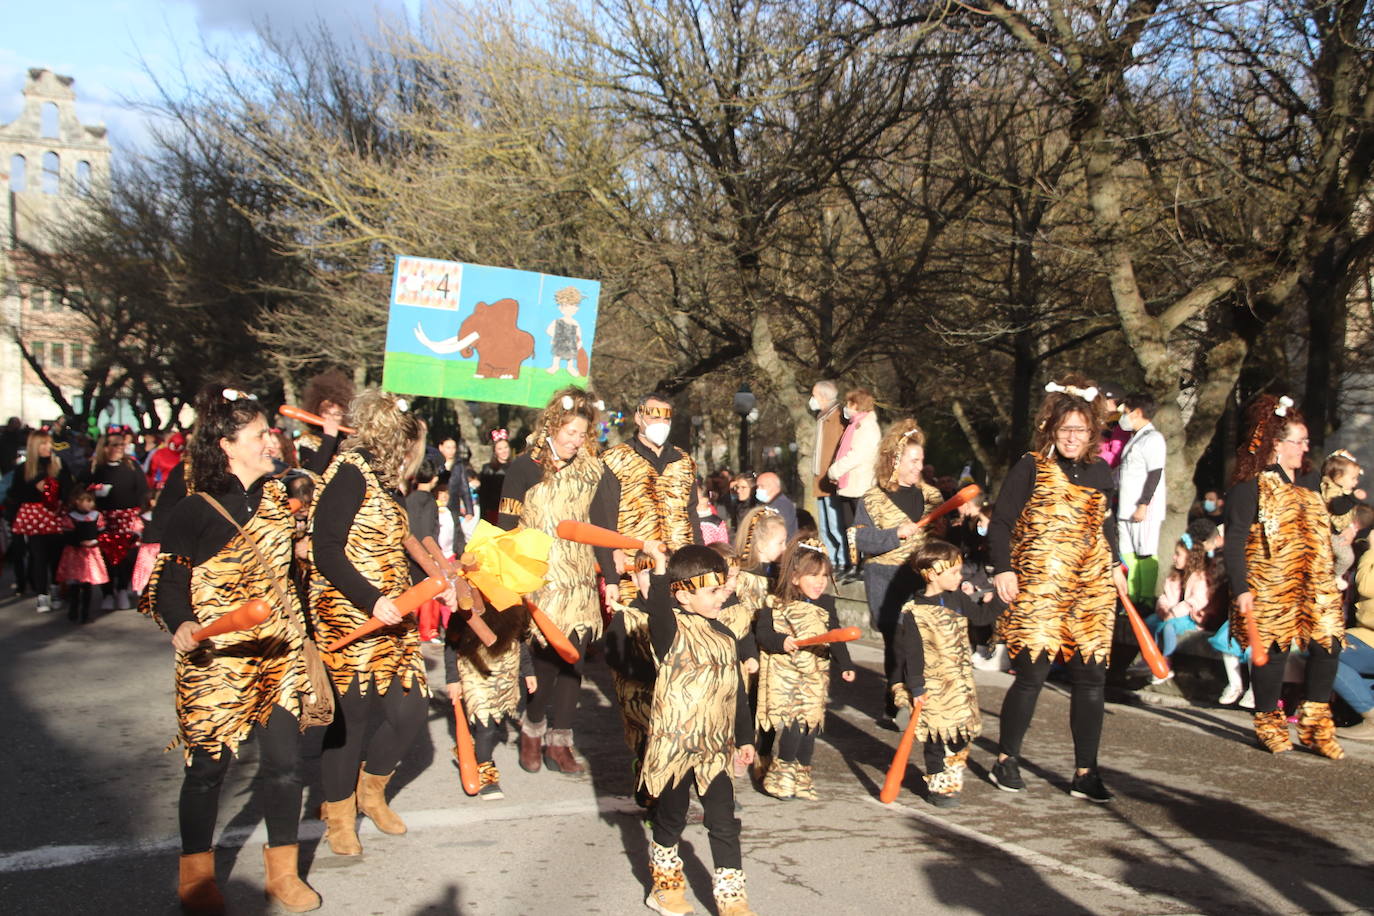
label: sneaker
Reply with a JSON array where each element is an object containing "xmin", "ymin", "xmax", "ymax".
[
  {"xmin": 477, "ymin": 781, "xmax": 504, "ymax": 800},
  {"xmin": 874, "ymin": 715, "xmax": 899, "ymax": 732},
  {"xmin": 115, "ymin": 590, "xmax": 132, "ymax": 610},
  {"xmin": 1239, "ymin": 688, "xmax": 1255, "ymax": 710},
  {"xmin": 1069, "ymin": 770, "xmax": 1114, "ymax": 804},
  {"xmin": 989, "ymin": 757, "xmax": 1024, "ymax": 792},
  {"xmin": 100, "ymin": 595, "xmax": 114, "ymax": 611},
  {"xmin": 1218, "ymin": 683, "xmax": 1244, "ymax": 705},
  {"xmin": 928, "ymin": 791, "xmax": 961, "ymax": 809},
  {"xmin": 1149, "ymin": 670, "xmax": 1175, "ymax": 686},
  {"xmin": 971, "ymin": 645, "xmax": 1011, "ymax": 672},
  {"xmin": 36, "ymin": 595, "xmax": 52, "ymax": 613}
]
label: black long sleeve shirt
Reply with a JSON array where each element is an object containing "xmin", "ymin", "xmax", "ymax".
[
  {"xmin": 852, "ymin": 485, "xmax": 926, "ymax": 557},
  {"xmin": 312, "ymin": 450, "xmax": 403, "ymax": 615},
  {"xmin": 605, "ymin": 596, "xmax": 659, "ymax": 685},
  {"xmin": 89, "ymin": 460, "xmax": 148, "ymax": 512},
  {"xmin": 404, "ymin": 489, "xmax": 439, "ymax": 584},
  {"xmin": 892, "ymin": 589, "xmax": 1005, "ymax": 697},
  {"xmin": 497, "ymin": 451, "xmax": 619, "ymax": 574},
  {"xmin": 594, "ymin": 438, "xmax": 705, "ymax": 575},
  {"xmin": 142, "ymin": 461, "xmax": 187, "ymax": 544},
  {"xmin": 646, "ymin": 573, "xmax": 754, "ymax": 747},
  {"xmin": 1223, "ymin": 464, "xmax": 1321, "ymax": 592},
  {"xmin": 154, "ymin": 476, "xmax": 267, "ymax": 633},
  {"xmin": 754, "ymin": 593, "xmax": 854, "ymax": 672},
  {"xmin": 989, "ymin": 452, "xmax": 1119, "ymax": 575},
  {"xmin": 300, "ymin": 433, "xmax": 341, "ymax": 476}
]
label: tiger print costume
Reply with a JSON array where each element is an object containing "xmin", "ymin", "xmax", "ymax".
[
  {"xmin": 1232, "ymin": 469, "xmax": 1344, "ymax": 651},
  {"xmin": 609, "ymin": 599, "xmax": 655, "ymax": 757},
  {"xmin": 602, "ymin": 442, "xmax": 697, "ymax": 564},
  {"xmin": 718, "ymin": 569, "xmax": 768, "ymax": 643},
  {"xmin": 996, "ymin": 452, "xmax": 1115, "ymax": 664},
  {"xmin": 309, "ymin": 450, "xmax": 425, "ymax": 695},
  {"xmin": 519, "ymin": 450, "xmax": 607, "ymax": 644},
  {"xmin": 139, "ymin": 480, "xmax": 310, "ymax": 762},
  {"xmin": 896, "ymin": 597, "xmax": 982, "ymax": 745},
  {"xmin": 641, "ymin": 612, "xmax": 739, "ymax": 796},
  {"xmin": 452, "ymin": 603, "xmax": 530, "ymax": 726},
  {"xmin": 860, "ymin": 482, "xmax": 945, "ymax": 566},
  {"xmin": 757, "ymin": 599, "xmax": 832, "ymax": 733},
  {"xmin": 1320, "ymin": 477, "xmax": 1358, "ymax": 534}
]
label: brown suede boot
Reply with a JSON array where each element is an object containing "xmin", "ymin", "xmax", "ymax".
[
  {"xmin": 262, "ymin": 843, "xmax": 322, "ymax": 913},
  {"xmin": 319, "ymin": 796, "xmax": 362, "ymax": 855},
  {"xmin": 645, "ymin": 842, "xmax": 694, "ymax": 914},
  {"xmin": 543, "ymin": 728, "xmax": 586, "ymax": 774},
  {"xmin": 1253, "ymin": 709, "xmax": 1293, "ymax": 753},
  {"xmin": 357, "ymin": 769, "xmax": 407, "ymax": 835},
  {"xmin": 1296, "ymin": 701, "xmax": 1345, "ymax": 759},
  {"xmin": 519, "ymin": 715, "xmax": 546, "ymax": 773},
  {"xmin": 177, "ymin": 850, "xmax": 224, "ymax": 915}
]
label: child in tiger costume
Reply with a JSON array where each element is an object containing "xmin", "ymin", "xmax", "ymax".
[
  {"xmin": 141, "ymin": 385, "xmax": 321, "ymax": 914},
  {"xmin": 755, "ymin": 537, "xmax": 855, "ymax": 800},
  {"xmin": 1223, "ymin": 395, "xmax": 1346, "ymax": 758},
  {"xmin": 891, "ymin": 540, "xmax": 1005, "ymax": 807},
  {"xmin": 638, "ymin": 543, "xmax": 758, "ymax": 916},
  {"xmin": 310, "ymin": 391, "xmax": 431, "ymax": 855},
  {"xmin": 988, "ymin": 381, "xmax": 1125, "ymax": 803},
  {"xmin": 1320, "ymin": 449, "xmax": 1365, "ymax": 581}
]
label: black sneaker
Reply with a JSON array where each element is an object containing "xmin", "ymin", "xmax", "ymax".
[
  {"xmin": 875, "ymin": 715, "xmax": 899, "ymax": 732},
  {"xmin": 928, "ymin": 791, "xmax": 961, "ymax": 809},
  {"xmin": 989, "ymin": 757, "xmax": 1025, "ymax": 792},
  {"xmin": 477, "ymin": 780, "xmax": 504, "ymax": 800},
  {"xmin": 1070, "ymin": 770, "xmax": 1113, "ymax": 804}
]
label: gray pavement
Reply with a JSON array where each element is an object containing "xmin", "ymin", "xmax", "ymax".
[{"xmin": 1, "ymin": 594, "xmax": 1371, "ymax": 915}]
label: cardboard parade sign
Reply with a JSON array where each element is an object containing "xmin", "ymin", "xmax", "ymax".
[{"xmin": 382, "ymin": 256, "xmax": 601, "ymax": 408}]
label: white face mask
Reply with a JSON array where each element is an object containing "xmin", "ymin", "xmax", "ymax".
[
  {"xmin": 976, "ymin": 523, "xmax": 988, "ymax": 537},
  {"xmin": 842, "ymin": 407, "xmax": 853, "ymax": 420},
  {"xmin": 644, "ymin": 422, "xmax": 671, "ymax": 447},
  {"xmin": 757, "ymin": 489, "xmax": 775, "ymax": 503},
  {"xmin": 1118, "ymin": 414, "xmax": 1134, "ymax": 432},
  {"xmin": 808, "ymin": 396, "xmax": 820, "ymax": 412}
]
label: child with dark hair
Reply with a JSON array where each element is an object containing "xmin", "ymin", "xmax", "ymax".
[
  {"xmin": 405, "ymin": 458, "xmax": 442, "ymax": 642},
  {"xmin": 891, "ymin": 539, "xmax": 1005, "ymax": 807},
  {"xmin": 639, "ymin": 543, "xmax": 758, "ymax": 916},
  {"xmin": 57, "ymin": 489, "xmax": 107, "ymax": 623},
  {"xmin": 755, "ymin": 537, "xmax": 855, "ymax": 800},
  {"xmin": 1141, "ymin": 527, "xmax": 1217, "ymax": 685}
]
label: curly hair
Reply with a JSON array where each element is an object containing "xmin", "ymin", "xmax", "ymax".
[
  {"xmin": 1032, "ymin": 381, "xmax": 1103, "ymax": 462},
  {"xmin": 1231, "ymin": 394, "xmax": 1308, "ymax": 485},
  {"xmin": 338, "ymin": 390, "xmax": 425, "ymax": 491},
  {"xmin": 1166, "ymin": 531, "xmax": 1213, "ymax": 593},
  {"xmin": 301, "ymin": 368, "xmax": 356, "ymax": 416},
  {"xmin": 187, "ymin": 385, "xmax": 267, "ymax": 495},
  {"xmin": 774, "ymin": 537, "xmax": 833, "ymax": 604},
  {"xmin": 875, "ymin": 418, "xmax": 926, "ymax": 491},
  {"xmin": 528, "ymin": 386, "xmax": 601, "ymax": 472}
]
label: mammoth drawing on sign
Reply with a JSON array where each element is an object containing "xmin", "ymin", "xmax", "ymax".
[{"xmin": 414, "ymin": 297, "xmax": 536, "ymax": 379}]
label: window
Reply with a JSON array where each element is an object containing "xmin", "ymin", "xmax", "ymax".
[
  {"xmin": 40, "ymin": 102, "xmax": 59, "ymax": 139},
  {"xmin": 75, "ymin": 160, "xmax": 91, "ymax": 194},
  {"xmin": 30, "ymin": 342, "xmax": 44, "ymax": 366},
  {"xmin": 49, "ymin": 342, "xmax": 65, "ymax": 369},
  {"xmin": 41, "ymin": 151, "xmax": 59, "ymax": 195},
  {"xmin": 8, "ymin": 154, "xmax": 24, "ymax": 192},
  {"xmin": 71, "ymin": 343, "xmax": 84, "ymax": 368}
]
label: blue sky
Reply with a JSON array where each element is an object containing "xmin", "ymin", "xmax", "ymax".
[{"xmin": 2, "ymin": 0, "xmax": 423, "ymax": 154}]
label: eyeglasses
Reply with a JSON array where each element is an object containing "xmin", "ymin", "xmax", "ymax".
[
  {"xmin": 1279, "ymin": 438, "xmax": 1310, "ymax": 445},
  {"xmin": 1056, "ymin": 426, "xmax": 1090, "ymax": 437}
]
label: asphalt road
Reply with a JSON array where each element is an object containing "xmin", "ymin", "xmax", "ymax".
[{"xmin": 1, "ymin": 594, "xmax": 1371, "ymax": 915}]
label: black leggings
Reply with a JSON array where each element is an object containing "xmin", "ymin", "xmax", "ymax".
[
  {"xmin": 923, "ymin": 736, "xmax": 968, "ymax": 775},
  {"xmin": 179, "ymin": 705, "xmax": 302, "ymax": 854},
  {"xmin": 102, "ymin": 552, "xmax": 135, "ymax": 596},
  {"xmin": 652, "ymin": 770, "xmax": 741, "ymax": 870},
  {"xmin": 997, "ymin": 650, "xmax": 1106, "ymax": 770},
  {"xmin": 525, "ymin": 630, "xmax": 590, "ymax": 730},
  {"xmin": 1250, "ymin": 642, "xmax": 1342, "ymax": 713},
  {"xmin": 26, "ymin": 533, "xmax": 63, "ymax": 595},
  {"xmin": 320, "ymin": 676, "xmax": 429, "ymax": 803},
  {"xmin": 472, "ymin": 718, "xmax": 507, "ymax": 762},
  {"xmin": 776, "ymin": 722, "xmax": 817, "ymax": 765}
]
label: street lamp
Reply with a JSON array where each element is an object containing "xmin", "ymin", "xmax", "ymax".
[{"xmin": 733, "ymin": 385, "xmax": 756, "ymax": 471}]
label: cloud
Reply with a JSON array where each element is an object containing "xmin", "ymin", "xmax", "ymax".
[{"xmin": 176, "ymin": 0, "xmax": 415, "ymax": 42}]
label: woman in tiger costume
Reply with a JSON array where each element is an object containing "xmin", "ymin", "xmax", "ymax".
[
  {"xmin": 988, "ymin": 382, "xmax": 1126, "ymax": 804},
  {"xmin": 311, "ymin": 391, "xmax": 430, "ymax": 855},
  {"xmin": 497, "ymin": 387, "xmax": 623, "ymax": 774},
  {"xmin": 142, "ymin": 385, "xmax": 320, "ymax": 914},
  {"xmin": 1224, "ymin": 395, "xmax": 1346, "ymax": 758},
  {"xmin": 852, "ymin": 419, "xmax": 947, "ymax": 728}
]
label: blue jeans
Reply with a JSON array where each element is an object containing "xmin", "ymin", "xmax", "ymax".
[
  {"xmin": 1143, "ymin": 613, "xmax": 1198, "ymax": 658},
  {"xmin": 816, "ymin": 494, "xmax": 846, "ymax": 569},
  {"xmin": 1333, "ymin": 635, "xmax": 1374, "ymax": 715}
]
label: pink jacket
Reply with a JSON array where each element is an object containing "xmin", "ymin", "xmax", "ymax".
[{"xmin": 1157, "ymin": 571, "xmax": 1211, "ymax": 621}]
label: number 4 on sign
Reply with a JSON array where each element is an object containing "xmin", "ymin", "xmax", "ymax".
[{"xmin": 436, "ymin": 274, "xmax": 450, "ymax": 297}]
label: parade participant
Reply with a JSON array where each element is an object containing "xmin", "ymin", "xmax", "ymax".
[
  {"xmin": 405, "ymin": 458, "xmax": 444, "ymax": 642},
  {"xmin": 141, "ymin": 385, "xmax": 321, "ymax": 913},
  {"xmin": 147, "ymin": 431, "xmax": 187, "ymax": 491},
  {"xmin": 134, "ymin": 452, "xmax": 190, "ymax": 596},
  {"xmin": 89, "ymin": 425, "xmax": 148, "ymax": 610},
  {"xmin": 891, "ymin": 540, "xmax": 1004, "ymax": 807},
  {"xmin": 478, "ymin": 429, "xmax": 513, "ymax": 523},
  {"xmin": 853, "ymin": 419, "xmax": 946, "ymax": 728},
  {"xmin": 639, "ymin": 543, "xmax": 758, "ymax": 916},
  {"xmin": 498, "ymin": 387, "xmax": 619, "ymax": 774},
  {"xmin": 598, "ymin": 393, "xmax": 703, "ymax": 603},
  {"xmin": 311, "ymin": 390, "xmax": 430, "ymax": 853},
  {"xmin": 295, "ymin": 369, "xmax": 354, "ymax": 475},
  {"xmin": 11, "ymin": 427, "xmax": 74, "ymax": 612},
  {"xmin": 56, "ymin": 489, "xmax": 107, "ymax": 624},
  {"xmin": 444, "ymin": 598, "xmax": 535, "ymax": 800},
  {"xmin": 604, "ymin": 559, "xmax": 658, "ymax": 805},
  {"xmin": 1321, "ymin": 449, "xmax": 1365, "ymax": 580},
  {"xmin": 1224, "ymin": 395, "xmax": 1346, "ymax": 758},
  {"xmin": 726, "ymin": 508, "xmax": 787, "ymax": 675},
  {"xmin": 755, "ymin": 538, "xmax": 855, "ymax": 800},
  {"xmin": 989, "ymin": 382, "xmax": 1125, "ymax": 802},
  {"xmin": 1116, "ymin": 393, "xmax": 1167, "ymax": 600}
]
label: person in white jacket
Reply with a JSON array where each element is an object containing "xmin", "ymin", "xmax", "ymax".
[
  {"xmin": 1116, "ymin": 393, "xmax": 1167, "ymax": 600},
  {"xmin": 828, "ymin": 388, "xmax": 882, "ymax": 579}
]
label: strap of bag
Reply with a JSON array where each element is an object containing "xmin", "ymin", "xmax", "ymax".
[{"xmin": 200, "ymin": 491, "xmax": 303, "ymax": 636}]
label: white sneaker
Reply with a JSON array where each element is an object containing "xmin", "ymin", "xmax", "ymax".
[
  {"xmin": 1239, "ymin": 688, "xmax": 1255, "ymax": 710},
  {"xmin": 971, "ymin": 645, "xmax": 1010, "ymax": 672},
  {"xmin": 1150, "ymin": 670, "xmax": 1176, "ymax": 685},
  {"xmin": 1218, "ymin": 683, "xmax": 1244, "ymax": 705},
  {"xmin": 36, "ymin": 594, "xmax": 52, "ymax": 613},
  {"xmin": 101, "ymin": 595, "xmax": 114, "ymax": 611},
  {"xmin": 115, "ymin": 590, "xmax": 131, "ymax": 610}
]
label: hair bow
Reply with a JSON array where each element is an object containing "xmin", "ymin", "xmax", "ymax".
[
  {"xmin": 1274, "ymin": 396, "xmax": 1294, "ymax": 417},
  {"xmin": 1045, "ymin": 381, "xmax": 1099, "ymax": 402}
]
